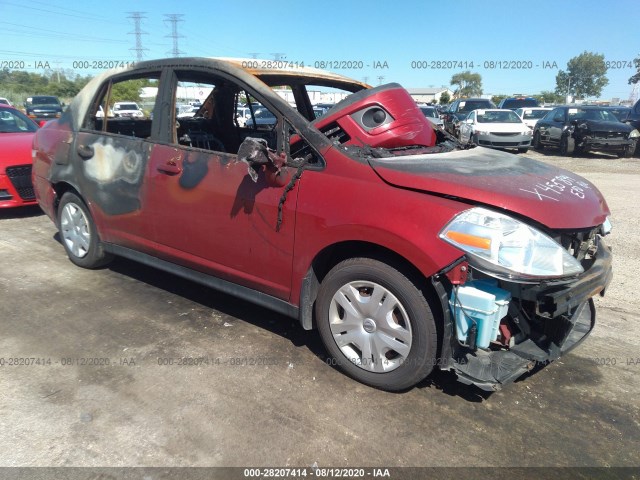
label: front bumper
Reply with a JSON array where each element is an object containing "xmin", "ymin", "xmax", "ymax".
[
  {"xmin": 437, "ymin": 237, "xmax": 612, "ymax": 391},
  {"xmin": 28, "ymin": 112, "xmax": 61, "ymax": 122},
  {"xmin": 0, "ymin": 166, "xmax": 38, "ymax": 208},
  {"xmin": 476, "ymin": 133, "xmax": 531, "ymax": 149},
  {"xmin": 580, "ymin": 136, "xmax": 634, "ymax": 151}
]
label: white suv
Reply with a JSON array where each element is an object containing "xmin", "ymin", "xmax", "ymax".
[{"xmin": 112, "ymin": 102, "xmax": 144, "ymax": 118}]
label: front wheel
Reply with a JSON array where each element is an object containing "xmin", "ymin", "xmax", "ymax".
[
  {"xmin": 560, "ymin": 135, "xmax": 575, "ymax": 156},
  {"xmin": 532, "ymin": 131, "xmax": 543, "ymax": 150},
  {"xmin": 316, "ymin": 258, "xmax": 438, "ymax": 391},
  {"xmin": 618, "ymin": 140, "xmax": 636, "ymax": 158},
  {"xmin": 57, "ymin": 192, "xmax": 113, "ymax": 269}
]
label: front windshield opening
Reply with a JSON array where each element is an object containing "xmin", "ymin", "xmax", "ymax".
[
  {"xmin": 420, "ymin": 107, "xmax": 438, "ymax": 118},
  {"xmin": 477, "ymin": 110, "xmax": 521, "ymax": 123},
  {"xmin": 459, "ymin": 101, "xmax": 493, "ymax": 113},
  {"xmin": 0, "ymin": 109, "xmax": 38, "ymax": 133},
  {"xmin": 30, "ymin": 97, "xmax": 60, "ymax": 106}
]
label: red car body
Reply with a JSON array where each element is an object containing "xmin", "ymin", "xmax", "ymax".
[
  {"xmin": 32, "ymin": 58, "xmax": 612, "ymax": 391},
  {"xmin": 0, "ymin": 104, "xmax": 39, "ymax": 208}
]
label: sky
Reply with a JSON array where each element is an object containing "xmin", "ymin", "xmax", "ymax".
[{"xmin": 1, "ymin": 0, "xmax": 638, "ymax": 101}]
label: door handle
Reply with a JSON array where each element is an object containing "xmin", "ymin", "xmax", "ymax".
[
  {"xmin": 157, "ymin": 161, "xmax": 182, "ymax": 175},
  {"xmin": 77, "ymin": 144, "xmax": 94, "ymax": 159}
]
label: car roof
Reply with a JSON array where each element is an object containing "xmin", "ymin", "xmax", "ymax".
[
  {"xmin": 215, "ymin": 57, "xmax": 370, "ymax": 89},
  {"xmin": 66, "ymin": 57, "xmax": 369, "ymax": 136}
]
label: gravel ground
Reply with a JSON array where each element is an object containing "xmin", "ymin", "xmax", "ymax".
[{"xmin": 0, "ymin": 147, "xmax": 638, "ymax": 472}]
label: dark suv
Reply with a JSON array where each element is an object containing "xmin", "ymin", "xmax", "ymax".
[
  {"xmin": 24, "ymin": 95, "xmax": 64, "ymax": 123},
  {"xmin": 32, "ymin": 58, "xmax": 612, "ymax": 392},
  {"xmin": 443, "ymin": 97, "xmax": 496, "ymax": 136}
]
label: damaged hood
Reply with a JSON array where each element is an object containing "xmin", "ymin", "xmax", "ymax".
[{"xmin": 368, "ymin": 147, "xmax": 610, "ymax": 229}]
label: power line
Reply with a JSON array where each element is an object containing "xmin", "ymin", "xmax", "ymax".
[
  {"xmin": 3, "ymin": 1, "xmax": 108, "ymax": 22},
  {"xmin": 0, "ymin": 22, "xmax": 128, "ymax": 44}
]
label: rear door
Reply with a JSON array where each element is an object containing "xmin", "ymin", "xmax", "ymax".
[{"xmin": 72, "ymin": 70, "xmax": 164, "ymax": 253}]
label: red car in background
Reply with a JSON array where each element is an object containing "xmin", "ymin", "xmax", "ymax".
[{"xmin": 0, "ymin": 104, "xmax": 39, "ymax": 208}]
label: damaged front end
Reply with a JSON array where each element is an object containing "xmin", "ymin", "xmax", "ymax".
[{"xmin": 432, "ymin": 208, "xmax": 613, "ymax": 391}]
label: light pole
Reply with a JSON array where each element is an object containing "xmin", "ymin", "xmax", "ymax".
[{"xmin": 566, "ymin": 75, "xmax": 572, "ymax": 104}]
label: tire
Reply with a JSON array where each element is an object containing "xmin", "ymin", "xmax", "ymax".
[
  {"xmin": 618, "ymin": 140, "xmax": 636, "ymax": 158},
  {"xmin": 560, "ymin": 135, "xmax": 575, "ymax": 156},
  {"xmin": 517, "ymin": 148, "xmax": 528, "ymax": 154},
  {"xmin": 315, "ymin": 258, "xmax": 438, "ymax": 391},
  {"xmin": 57, "ymin": 192, "xmax": 113, "ymax": 269},
  {"xmin": 532, "ymin": 131, "xmax": 543, "ymax": 151}
]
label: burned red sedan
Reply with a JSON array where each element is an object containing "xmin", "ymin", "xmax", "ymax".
[
  {"xmin": 0, "ymin": 104, "xmax": 39, "ymax": 208},
  {"xmin": 32, "ymin": 58, "xmax": 612, "ymax": 391}
]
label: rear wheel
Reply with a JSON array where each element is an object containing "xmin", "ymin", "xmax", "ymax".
[
  {"xmin": 315, "ymin": 258, "xmax": 438, "ymax": 391},
  {"xmin": 57, "ymin": 192, "xmax": 113, "ymax": 269}
]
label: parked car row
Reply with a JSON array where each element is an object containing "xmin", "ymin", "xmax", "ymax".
[
  {"xmin": 532, "ymin": 105, "xmax": 639, "ymax": 157},
  {"xmin": 19, "ymin": 57, "xmax": 614, "ymax": 395}
]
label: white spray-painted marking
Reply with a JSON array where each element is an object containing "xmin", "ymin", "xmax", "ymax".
[{"xmin": 520, "ymin": 175, "xmax": 591, "ymax": 201}]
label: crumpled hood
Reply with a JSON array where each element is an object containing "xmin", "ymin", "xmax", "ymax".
[
  {"xmin": 369, "ymin": 147, "xmax": 610, "ymax": 230},
  {"xmin": 577, "ymin": 120, "xmax": 632, "ymax": 133}
]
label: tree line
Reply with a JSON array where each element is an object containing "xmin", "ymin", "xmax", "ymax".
[
  {"xmin": 441, "ymin": 51, "xmax": 640, "ymax": 105},
  {"xmin": 0, "ymin": 68, "xmax": 93, "ymax": 105}
]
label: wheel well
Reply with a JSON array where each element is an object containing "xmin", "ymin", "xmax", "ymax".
[
  {"xmin": 300, "ymin": 241, "xmax": 444, "ymax": 355},
  {"xmin": 51, "ymin": 182, "xmax": 81, "ymax": 215}
]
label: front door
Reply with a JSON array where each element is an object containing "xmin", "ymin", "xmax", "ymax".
[{"xmin": 145, "ymin": 71, "xmax": 298, "ymax": 300}]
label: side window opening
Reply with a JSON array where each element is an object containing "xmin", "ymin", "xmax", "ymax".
[
  {"xmin": 172, "ymin": 71, "xmax": 280, "ymax": 154},
  {"xmin": 84, "ymin": 73, "xmax": 159, "ymax": 139}
]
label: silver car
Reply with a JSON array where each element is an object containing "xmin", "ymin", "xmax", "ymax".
[
  {"xmin": 459, "ymin": 108, "xmax": 532, "ymax": 153},
  {"xmin": 419, "ymin": 105, "xmax": 444, "ymax": 128},
  {"xmin": 514, "ymin": 107, "xmax": 552, "ymax": 130}
]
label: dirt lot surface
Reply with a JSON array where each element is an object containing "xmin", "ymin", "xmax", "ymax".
[{"xmin": 1, "ymin": 147, "xmax": 639, "ymax": 471}]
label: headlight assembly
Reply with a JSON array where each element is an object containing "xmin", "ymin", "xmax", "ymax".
[{"xmin": 439, "ymin": 207, "xmax": 584, "ymax": 282}]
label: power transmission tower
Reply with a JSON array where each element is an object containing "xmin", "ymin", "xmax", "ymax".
[
  {"xmin": 377, "ymin": 75, "xmax": 385, "ymax": 85},
  {"xmin": 164, "ymin": 14, "xmax": 185, "ymax": 57},
  {"xmin": 127, "ymin": 12, "xmax": 148, "ymax": 61},
  {"xmin": 248, "ymin": 53, "xmax": 261, "ymax": 59},
  {"xmin": 270, "ymin": 52, "xmax": 285, "ymax": 61}
]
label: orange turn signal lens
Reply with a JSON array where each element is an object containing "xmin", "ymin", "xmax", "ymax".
[{"xmin": 445, "ymin": 231, "xmax": 491, "ymax": 250}]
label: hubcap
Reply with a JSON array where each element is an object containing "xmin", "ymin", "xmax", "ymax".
[
  {"xmin": 60, "ymin": 203, "xmax": 90, "ymax": 258},
  {"xmin": 328, "ymin": 281, "xmax": 412, "ymax": 373}
]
